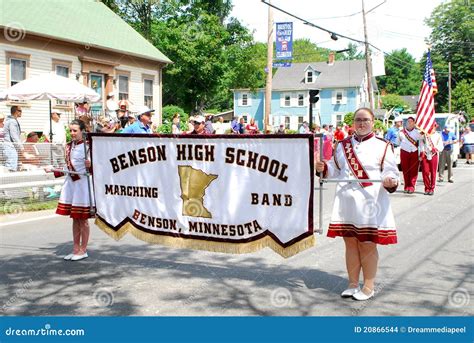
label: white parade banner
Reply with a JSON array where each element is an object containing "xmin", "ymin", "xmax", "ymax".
[{"xmin": 90, "ymin": 134, "xmax": 315, "ymax": 258}]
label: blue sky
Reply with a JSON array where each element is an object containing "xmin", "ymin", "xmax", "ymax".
[{"xmin": 231, "ymin": 0, "xmax": 445, "ymax": 61}]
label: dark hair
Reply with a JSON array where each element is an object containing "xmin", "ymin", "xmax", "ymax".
[
  {"xmin": 70, "ymin": 119, "xmax": 86, "ymax": 132},
  {"xmin": 27, "ymin": 131, "xmax": 38, "ymax": 139},
  {"xmin": 11, "ymin": 106, "xmax": 19, "ymax": 115}
]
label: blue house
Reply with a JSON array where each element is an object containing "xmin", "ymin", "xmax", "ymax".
[{"xmin": 233, "ymin": 55, "xmax": 377, "ymax": 131}]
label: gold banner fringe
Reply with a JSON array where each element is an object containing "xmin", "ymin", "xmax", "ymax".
[{"xmin": 95, "ymin": 218, "xmax": 315, "ymax": 258}]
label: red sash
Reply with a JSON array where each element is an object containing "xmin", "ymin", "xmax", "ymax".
[
  {"xmin": 65, "ymin": 140, "xmax": 82, "ymax": 181},
  {"xmin": 402, "ymin": 129, "xmax": 418, "ymax": 148},
  {"xmin": 342, "ymin": 135, "xmax": 373, "ymax": 188},
  {"xmin": 426, "ymin": 135, "xmax": 437, "ymax": 153}
]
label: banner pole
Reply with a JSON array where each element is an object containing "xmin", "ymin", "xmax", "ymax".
[
  {"xmin": 318, "ymin": 134, "xmax": 324, "ymax": 234},
  {"xmin": 83, "ymin": 133, "xmax": 95, "ymax": 216}
]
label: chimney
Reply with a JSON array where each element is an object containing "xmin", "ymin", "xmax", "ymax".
[{"xmin": 328, "ymin": 51, "xmax": 335, "ymax": 66}]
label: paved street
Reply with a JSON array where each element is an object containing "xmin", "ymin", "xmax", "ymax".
[{"xmin": 1, "ymin": 163, "xmax": 473, "ymax": 317}]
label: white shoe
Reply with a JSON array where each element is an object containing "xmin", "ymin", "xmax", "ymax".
[
  {"xmin": 71, "ymin": 252, "xmax": 88, "ymax": 261},
  {"xmin": 341, "ymin": 287, "xmax": 360, "ymax": 298},
  {"xmin": 352, "ymin": 289, "xmax": 375, "ymax": 301},
  {"xmin": 63, "ymin": 254, "xmax": 74, "ymax": 261}
]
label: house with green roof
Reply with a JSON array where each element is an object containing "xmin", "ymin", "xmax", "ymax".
[{"xmin": 0, "ymin": 0, "xmax": 171, "ymax": 133}]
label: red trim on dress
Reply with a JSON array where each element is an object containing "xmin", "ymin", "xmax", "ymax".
[
  {"xmin": 327, "ymin": 223, "xmax": 397, "ymax": 245},
  {"xmin": 56, "ymin": 202, "xmax": 94, "ymax": 219}
]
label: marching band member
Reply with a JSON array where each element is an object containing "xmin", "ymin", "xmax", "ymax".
[
  {"xmin": 419, "ymin": 123, "xmax": 443, "ymax": 195},
  {"xmin": 316, "ymin": 108, "xmax": 399, "ymax": 301},
  {"xmin": 55, "ymin": 119, "xmax": 94, "ymax": 261},
  {"xmin": 399, "ymin": 116, "xmax": 422, "ymax": 193}
]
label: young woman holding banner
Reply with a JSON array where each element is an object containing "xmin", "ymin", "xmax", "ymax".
[
  {"xmin": 316, "ymin": 108, "xmax": 399, "ymax": 301},
  {"xmin": 55, "ymin": 119, "xmax": 94, "ymax": 261}
]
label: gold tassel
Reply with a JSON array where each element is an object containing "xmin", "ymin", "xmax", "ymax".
[{"xmin": 95, "ymin": 218, "xmax": 315, "ymax": 258}]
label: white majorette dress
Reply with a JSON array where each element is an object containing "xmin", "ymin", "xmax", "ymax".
[
  {"xmin": 321, "ymin": 132, "xmax": 399, "ymax": 245},
  {"xmin": 55, "ymin": 140, "xmax": 94, "ymax": 219}
]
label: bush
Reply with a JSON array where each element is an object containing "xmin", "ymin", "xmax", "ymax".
[{"xmin": 159, "ymin": 105, "xmax": 188, "ymax": 133}]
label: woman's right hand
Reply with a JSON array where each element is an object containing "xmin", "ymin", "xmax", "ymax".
[{"xmin": 315, "ymin": 161, "xmax": 325, "ymax": 173}]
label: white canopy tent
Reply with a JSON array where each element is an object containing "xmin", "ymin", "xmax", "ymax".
[{"xmin": 0, "ymin": 73, "xmax": 100, "ymax": 142}]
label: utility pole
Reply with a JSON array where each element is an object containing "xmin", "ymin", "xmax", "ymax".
[
  {"xmin": 448, "ymin": 61, "xmax": 452, "ymax": 113},
  {"xmin": 362, "ymin": 0, "xmax": 373, "ymax": 109},
  {"xmin": 264, "ymin": 2, "xmax": 273, "ymax": 133}
]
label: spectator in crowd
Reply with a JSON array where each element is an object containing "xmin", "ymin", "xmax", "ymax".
[
  {"xmin": 213, "ymin": 117, "xmax": 226, "ymax": 134},
  {"xmin": 122, "ymin": 106, "xmax": 154, "ymax": 134},
  {"xmin": 322, "ymin": 125, "xmax": 334, "ymax": 161},
  {"xmin": 334, "ymin": 125, "xmax": 345, "ymax": 141},
  {"xmin": 245, "ymin": 118, "xmax": 260, "ymax": 134},
  {"xmin": 461, "ymin": 126, "xmax": 474, "ymax": 164},
  {"xmin": 22, "ymin": 132, "xmax": 41, "ymax": 168},
  {"xmin": 385, "ymin": 117, "xmax": 403, "ymax": 147},
  {"xmin": 117, "ymin": 108, "xmax": 128, "ymax": 129},
  {"xmin": 172, "ymin": 113, "xmax": 182, "ymax": 134},
  {"xmin": 204, "ymin": 114, "xmax": 215, "ymax": 134},
  {"xmin": 105, "ymin": 93, "xmax": 118, "ymax": 119},
  {"xmin": 186, "ymin": 116, "xmax": 195, "ymax": 134},
  {"xmin": 438, "ymin": 125, "xmax": 457, "ymax": 182},
  {"xmin": 74, "ymin": 102, "xmax": 89, "ymax": 116},
  {"xmin": 299, "ymin": 121, "xmax": 310, "ymax": 134},
  {"xmin": 43, "ymin": 111, "xmax": 66, "ymax": 167},
  {"xmin": 0, "ymin": 113, "xmax": 5, "ymax": 167},
  {"xmin": 275, "ymin": 124, "xmax": 286, "ymax": 134},
  {"xmin": 238, "ymin": 117, "xmax": 246, "ymax": 134},
  {"xmin": 4, "ymin": 106, "xmax": 23, "ymax": 172},
  {"xmin": 189, "ymin": 115, "xmax": 206, "ymax": 135},
  {"xmin": 230, "ymin": 117, "xmax": 240, "ymax": 134}
]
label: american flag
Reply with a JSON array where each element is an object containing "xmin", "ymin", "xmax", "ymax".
[{"xmin": 415, "ymin": 51, "xmax": 437, "ymax": 133}]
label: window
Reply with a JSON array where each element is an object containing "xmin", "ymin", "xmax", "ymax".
[
  {"xmin": 56, "ymin": 65, "xmax": 69, "ymax": 78},
  {"xmin": 333, "ymin": 113, "xmax": 344, "ymax": 126},
  {"xmin": 336, "ymin": 92, "xmax": 343, "ymax": 102},
  {"xmin": 118, "ymin": 75, "xmax": 129, "ymax": 100},
  {"xmin": 298, "ymin": 94, "xmax": 304, "ymax": 106},
  {"xmin": 55, "ymin": 64, "xmax": 70, "ymax": 105},
  {"xmin": 306, "ymin": 71, "xmax": 313, "ymax": 83},
  {"xmin": 298, "ymin": 116, "xmax": 305, "ymax": 127},
  {"xmin": 242, "ymin": 93, "xmax": 248, "ymax": 106},
  {"xmin": 239, "ymin": 92, "xmax": 251, "ymax": 106},
  {"xmin": 285, "ymin": 116, "xmax": 290, "ymax": 129},
  {"xmin": 332, "ymin": 89, "xmax": 347, "ymax": 105},
  {"xmin": 10, "ymin": 58, "xmax": 26, "ymax": 86},
  {"xmin": 284, "ymin": 94, "xmax": 291, "ymax": 107},
  {"xmin": 144, "ymin": 79, "xmax": 153, "ymax": 108}
]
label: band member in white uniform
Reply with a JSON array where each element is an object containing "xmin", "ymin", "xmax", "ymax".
[
  {"xmin": 316, "ymin": 108, "xmax": 399, "ymax": 301},
  {"xmin": 55, "ymin": 119, "xmax": 94, "ymax": 261}
]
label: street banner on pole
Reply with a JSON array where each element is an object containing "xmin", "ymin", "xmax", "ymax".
[
  {"xmin": 275, "ymin": 22, "xmax": 293, "ymax": 60},
  {"xmin": 90, "ymin": 134, "xmax": 314, "ymax": 258}
]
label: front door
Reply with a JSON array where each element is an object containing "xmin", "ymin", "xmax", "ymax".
[{"xmin": 89, "ymin": 73, "xmax": 104, "ymax": 114}]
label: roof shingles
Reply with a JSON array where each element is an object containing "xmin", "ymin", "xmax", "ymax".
[{"xmin": 0, "ymin": 0, "xmax": 171, "ymax": 64}]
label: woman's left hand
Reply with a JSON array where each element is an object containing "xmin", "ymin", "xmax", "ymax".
[{"xmin": 85, "ymin": 160, "xmax": 91, "ymax": 168}]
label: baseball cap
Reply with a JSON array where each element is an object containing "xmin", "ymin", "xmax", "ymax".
[
  {"xmin": 394, "ymin": 117, "xmax": 403, "ymax": 122},
  {"xmin": 136, "ymin": 106, "xmax": 155, "ymax": 116},
  {"xmin": 193, "ymin": 115, "xmax": 205, "ymax": 123}
]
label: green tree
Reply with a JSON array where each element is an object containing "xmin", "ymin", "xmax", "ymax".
[
  {"xmin": 343, "ymin": 112, "xmax": 354, "ymax": 125},
  {"xmin": 450, "ymin": 80, "xmax": 474, "ymax": 120},
  {"xmin": 290, "ymin": 39, "xmax": 330, "ymax": 63},
  {"xmin": 380, "ymin": 94, "xmax": 410, "ymax": 111},
  {"xmin": 339, "ymin": 43, "xmax": 364, "ymax": 60},
  {"xmin": 426, "ymin": 0, "xmax": 474, "ymax": 110},
  {"xmin": 376, "ymin": 49, "xmax": 420, "ymax": 95}
]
